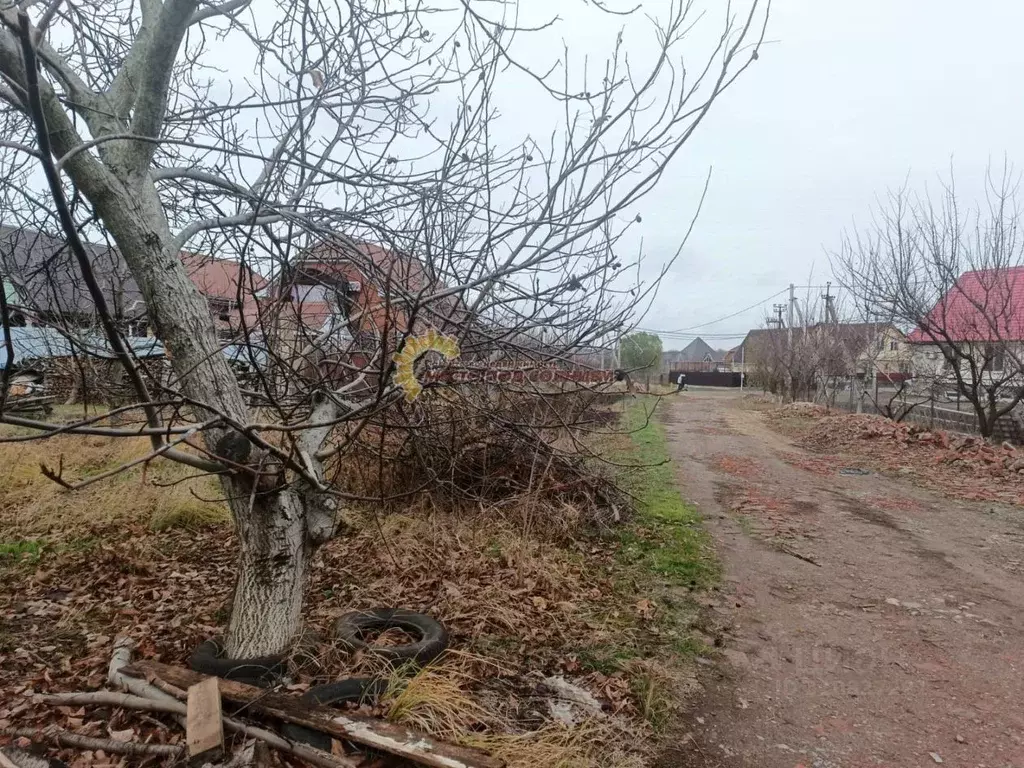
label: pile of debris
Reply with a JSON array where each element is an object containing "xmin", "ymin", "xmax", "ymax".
[
  {"xmin": 2, "ymin": 638, "xmax": 503, "ymax": 768},
  {"xmin": 2, "ymin": 394, "xmax": 55, "ymax": 417},
  {"xmin": 774, "ymin": 407, "xmax": 1024, "ymax": 505}
]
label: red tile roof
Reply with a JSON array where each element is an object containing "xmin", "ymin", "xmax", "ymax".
[{"xmin": 906, "ymin": 267, "xmax": 1024, "ymax": 343}]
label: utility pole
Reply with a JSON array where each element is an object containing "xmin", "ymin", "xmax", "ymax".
[
  {"xmin": 822, "ymin": 281, "xmax": 837, "ymax": 325},
  {"xmin": 786, "ymin": 284, "xmax": 796, "ymax": 402},
  {"xmin": 770, "ymin": 304, "xmax": 786, "ymax": 328}
]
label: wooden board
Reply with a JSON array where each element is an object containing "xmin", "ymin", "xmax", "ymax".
[
  {"xmin": 123, "ymin": 661, "xmax": 504, "ymax": 768},
  {"xmin": 186, "ymin": 676, "xmax": 224, "ymax": 762}
]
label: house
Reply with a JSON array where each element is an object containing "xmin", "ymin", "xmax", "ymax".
[
  {"xmin": 0, "ymin": 226, "xmax": 143, "ymax": 331},
  {"xmin": 728, "ymin": 323, "xmax": 907, "ymax": 379},
  {"xmin": 662, "ymin": 337, "xmax": 727, "ymax": 373},
  {"xmin": 263, "ymin": 236, "xmax": 471, "ymax": 350},
  {"xmin": 838, "ymin": 323, "xmax": 908, "ymax": 379},
  {"xmin": 906, "ymin": 267, "xmax": 1024, "ymax": 387},
  {"xmin": 0, "ymin": 227, "xmax": 266, "ymax": 340},
  {"xmin": 180, "ymin": 251, "xmax": 266, "ymax": 339},
  {"xmin": 728, "ymin": 328, "xmax": 781, "ymax": 374}
]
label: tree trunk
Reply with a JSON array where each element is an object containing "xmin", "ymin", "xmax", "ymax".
[
  {"xmin": 226, "ymin": 488, "xmax": 311, "ymax": 658},
  {"xmin": 72, "ymin": 178, "xmax": 318, "ymax": 659}
]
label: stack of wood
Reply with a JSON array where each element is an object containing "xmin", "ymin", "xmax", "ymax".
[
  {"xmin": 1, "ymin": 639, "xmax": 502, "ymax": 768},
  {"xmin": 3, "ymin": 394, "xmax": 55, "ymax": 417}
]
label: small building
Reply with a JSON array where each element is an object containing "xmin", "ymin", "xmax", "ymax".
[{"xmin": 0, "ymin": 325, "xmax": 166, "ymax": 404}]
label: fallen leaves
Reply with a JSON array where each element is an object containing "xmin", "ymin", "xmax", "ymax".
[
  {"xmin": 633, "ymin": 599, "xmax": 655, "ymax": 621},
  {"xmin": 710, "ymin": 455, "xmax": 764, "ymax": 479}
]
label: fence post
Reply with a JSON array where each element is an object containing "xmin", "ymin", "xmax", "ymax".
[{"xmin": 929, "ymin": 399, "xmax": 935, "ymax": 429}]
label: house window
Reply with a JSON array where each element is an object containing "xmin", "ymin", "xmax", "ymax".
[
  {"xmin": 291, "ymin": 283, "xmax": 329, "ymax": 303},
  {"xmin": 985, "ymin": 344, "xmax": 1005, "ymax": 372},
  {"xmin": 889, "ymin": 340, "xmax": 898, "ymax": 351},
  {"xmin": 207, "ymin": 297, "xmax": 238, "ymax": 316}
]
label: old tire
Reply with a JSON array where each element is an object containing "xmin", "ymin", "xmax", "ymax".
[
  {"xmin": 188, "ymin": 638, "xmax": 287, "ymax": 687},
  {"xmin": 281, "ymin": 678, "xmax": 388, "ymax": 750},
  {"xmin": 334, "ymin": 608, "xmax": 448, "ymax": 665}
]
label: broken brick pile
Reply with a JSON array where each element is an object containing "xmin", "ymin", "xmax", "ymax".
[{"xmin": 771, "ymin": 406, "xmax": 1024, "ymax": 506}]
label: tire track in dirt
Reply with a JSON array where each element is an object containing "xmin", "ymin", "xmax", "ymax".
[{"xmin": 658, "ymin": 390, "xmax": 1024, "ymax": 768}]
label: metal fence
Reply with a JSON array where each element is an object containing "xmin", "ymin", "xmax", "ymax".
[
  {"xmin": 828, "ymin": 397, "xmax": 1024, "ymax": 443},
  {"xmin": 663, "ymin": 371, "xmax": 742, "ymax": 388}
]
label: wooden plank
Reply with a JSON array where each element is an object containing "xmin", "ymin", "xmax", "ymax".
[
  {"xmin": 123, "ymin": 661, "xmax": 504, "ymax": 768},
  {"xmin": 186, "ymin": 676, "xmax": 225, "ymax": 763}
]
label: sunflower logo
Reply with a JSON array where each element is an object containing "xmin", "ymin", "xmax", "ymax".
[{"xmin": 392, "ymin": 329, "xmax": 461, "ymax": 401}]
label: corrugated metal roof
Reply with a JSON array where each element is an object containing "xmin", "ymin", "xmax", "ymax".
[
  {"xmin": 0, "ymin": 326, "xmax": 164, "ymax": 369},
  {"xmin": 3, "ymin": 280, "xmax": 18, "ymax": 306}
]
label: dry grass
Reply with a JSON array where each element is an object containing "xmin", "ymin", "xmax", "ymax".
[
  {"xmin": 0, "ymin": 400, "xmax": 710, "ymax": 767},
  {"xmin": 372, "ymin": 653, "xmax": 650, "ymax": 768},
  {"xmin": 0, "ymin": 431, "xmax": 227, "ymax": 536},
  {"xmin": 477, "ymin": 722, "xmax": 647, "ymax": 768}
]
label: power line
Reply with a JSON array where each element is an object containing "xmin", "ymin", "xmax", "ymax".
[
  {"xmin": 662, "ymin": 287, "xmax": 789, "ymax": 333},
  {"xmin": 637, "ymin": 329, "xmax": 749, "ymax": 340},
  {"xmin": 655, "ymin": 283, "xmax": 836, "ymax": 335}
]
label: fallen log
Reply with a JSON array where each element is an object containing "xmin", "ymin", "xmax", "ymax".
[
  {"xmin": 122, "ymin": 660, "xmax": 505, "ymax": 768},
  {"xmin": 37, "ymin": 692, "xmax": 182, "ymax": 715}
]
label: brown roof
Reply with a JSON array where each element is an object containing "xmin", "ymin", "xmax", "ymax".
[{"xmin": 276, "ymin": 236, "xmax": 470, "ymax": 335}]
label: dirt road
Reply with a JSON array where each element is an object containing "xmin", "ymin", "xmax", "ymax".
[{"xmin": 661, "ymin": 390, "xmax": 1024, "ymax": 768}]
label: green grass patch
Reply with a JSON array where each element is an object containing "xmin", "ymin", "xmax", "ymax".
[
  {"xmin": 0, "ymin": 539, "xmax": 43, "ymax": 562},
  {"xmin": 563, "ymin": 397, "xmax": 721, "ymax": 716},
  {"xmin": 617, "ymin": 399, "xmax": 719, "ymax": 590},
  {"xmin": 575, "ymin": 642, "xmax": 641, "ymax": 675}
]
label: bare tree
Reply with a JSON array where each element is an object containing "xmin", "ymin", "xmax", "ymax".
[
  {"xmin": 835, "ymin": 167, "xmax": 1024, "ymax": 439},
  {"xmin": 0, "ymin": 0, "xmax": 768, "ymax": 659}
]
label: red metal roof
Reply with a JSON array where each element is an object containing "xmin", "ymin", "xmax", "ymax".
[
  {"xmin": 181, "ymin": 252, "xmax": 267, "ymax": 300},
  {"xmin": 907, "ymin": 267, "xmax": 1024, "ymax": 343}
]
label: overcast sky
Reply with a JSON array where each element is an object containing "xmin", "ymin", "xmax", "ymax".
[
  {"xmin": 19, "ymin": 0, "xmax": 1023, "ymax": 355},
  {"xmin": 626, "ymin": 0, "xmax": 1024, "ymax": 350}
]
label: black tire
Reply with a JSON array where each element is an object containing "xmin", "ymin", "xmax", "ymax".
[
  {"xmin": 334, "ymin": 608, "xmax": 448, "ymax": 665},
  {"xmin": 281, "ymin": 678, "xmax": 388, "ymax": 751},
  {"xmin": 189, "ymin": 638, "xmax": 287, "ymax": 687}
]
